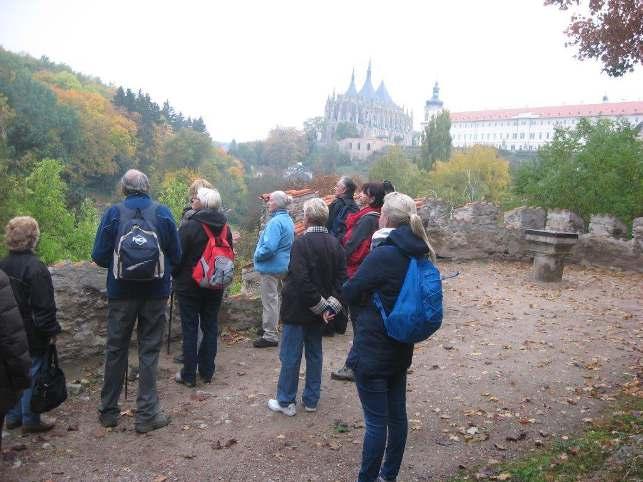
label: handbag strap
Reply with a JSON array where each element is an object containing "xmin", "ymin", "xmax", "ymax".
[{"xmin": 47, "ymin": 343, "xmax": 59, "ymax": 368}]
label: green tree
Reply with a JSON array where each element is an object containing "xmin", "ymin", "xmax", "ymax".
[
  {"xmin": 369, "ymin": 146, "xmax": 427, "ymax": 197},
  {"xmin": 420, "ymin": 110, "xmax": 452, "ymax": 171},
  {"xmin": 161, "ymin": 128, "xmax": 213, "ymax": 171},
  {"xmin": 335, "ymin": 121, "xmax": 359, "ymax": 140},
  {"xmin": 303, "ymin": 116, "xmax": 326, "ymax": 152},
  {"xmin": 262, "ymin": 127, "xmax": 307, "ymax": 169},
  {"xmin": 514, "ymin": 118, "xmax": 643, "ymax": 224}
]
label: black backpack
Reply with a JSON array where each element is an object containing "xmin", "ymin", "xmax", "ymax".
[{"xmin": 113, "ymin": 202, "xmax": 164, "ymax": 281}]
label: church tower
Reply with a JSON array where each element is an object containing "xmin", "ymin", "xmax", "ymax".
[{"xmin": 423, "ymin": 81, "xmax": 444, "ymax": 125}]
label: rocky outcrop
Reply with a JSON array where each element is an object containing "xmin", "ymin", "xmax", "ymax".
[
  {"xmin": 545, "ymin": 209, "xmax": 586, "ymax": 233},
  {"xmin": 589, "ymin": 215, "xmax": 628, "ymax": 239}
]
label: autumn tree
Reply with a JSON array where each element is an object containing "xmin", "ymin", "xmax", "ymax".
[
  {"xmin": 429, "ymin": 146, "xmax": 510, "ymax": 206},
  {"xmin": 545, "ymin": 0, "xmax": 642, "ymax": 76},
  {"xmin": 514, "ymin": 118, "xmax": 642, "ymax": 224},
  {"xmin": 420, "ymin": 110, "xmax": 452, "ymax": 171},
  {"xmin": 161, "ymin": 128, "xmax": 213, "ymax": 171}
]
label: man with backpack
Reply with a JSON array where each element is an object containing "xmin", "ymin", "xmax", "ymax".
[
  {"xmin": 326, "ymin": 176, "xmax": 358, "ymax": 240},
  {"xmin": 92, "ymin": 169, "xmax": 181, "ymax": 433}
]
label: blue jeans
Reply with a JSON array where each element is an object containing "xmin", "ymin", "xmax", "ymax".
[
  {"xmin": 276, "ymin": 324, "xmax": 322, "ymax": 408},
  {"xmin": 7, "ymin": 354, "xmax": 45, "ymax": 427},
  {"xmin": 355, "ymin": 371, "xmax": 408, "ymax": 482},
  {"xmin": 178, "ymin": 290, "xmax": 223, "ymax": 384}
]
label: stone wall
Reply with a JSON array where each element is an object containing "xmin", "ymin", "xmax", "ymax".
[
  {"xmin": 50, "ymin": 263, "xmax": 261, "ymax": 362},
  {"xmin": 416, "ymin": 201, "xmax": 643, "ymax": 272}
]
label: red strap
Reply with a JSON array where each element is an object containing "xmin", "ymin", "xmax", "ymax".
[{"xmin": 201, "ymin": 223, "xmax": 230, "ymax": 248}]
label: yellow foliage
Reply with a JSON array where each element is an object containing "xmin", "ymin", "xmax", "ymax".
[
  {"xmin": 429, "ymin": 145, "xmax": 510, "ymax": 204},
  {"xmin": 52, "ymin": 87, "xmax": 137, "ymax": 178}
]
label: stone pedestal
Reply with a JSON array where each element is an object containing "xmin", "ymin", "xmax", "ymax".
[{"xmin": 525, "ymin": 229, "xmax": 579, "ymax": 282}]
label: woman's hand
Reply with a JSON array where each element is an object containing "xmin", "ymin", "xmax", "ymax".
[{"xmin": 322, "ymin": 310, "xmax": 336, "ymax": 324}]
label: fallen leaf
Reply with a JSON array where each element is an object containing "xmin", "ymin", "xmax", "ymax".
[
  {"xmin": 153, "ymin": 476, "xmax": 168, "ymax": 482},
  {"xmin": 494, "ymin": 442, "xmax": 507, "ymax": 451},
  {"xmin": 497, "ymin": 473, "xmax": 512, "ymax": 480}
]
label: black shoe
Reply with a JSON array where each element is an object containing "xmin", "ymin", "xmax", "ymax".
[
  {"xmin": 331, "ymin": 366, "xmax": 355, "ymax": 381},
  {"xmin": 135, "ymin": 412, "xmax": 170, "ymax": 433},
  {"xmin": 5, "ymin": 419, "xmax": 21, "ymax": 430},
  {"xmin": 98, "ymin": 412, "xmax": 118, "ymax": 428},
  {"xmin": 253, "ymin": 337, "xmax": 278, "ymax": 348},
  {"xmin": 22, "ymin": 420, "xmax": 55, "ymax": 434},
  {"xmin": 175, "ymin": 371, "xmax": 196, "ymax": 388},
  {"xmin": 173, "ymin": 354, "xmax": 184, "ymax": 364}
]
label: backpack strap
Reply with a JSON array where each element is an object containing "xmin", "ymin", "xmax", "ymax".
[
  {"xmin": 371, "ymin": 245, "xmax": 413, "ymax": 321},
  {"xmin": 201, "ymin": 223, "xmax": 231, "ymax": 248}
]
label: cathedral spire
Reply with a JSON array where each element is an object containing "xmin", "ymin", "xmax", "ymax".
[
  {"xmin": 345, "ymin": 68, "xmax": 358, "ymax": 96},
  {"xmin": 359, "ymin": 60, "xmax": 375, "ymax": 99}
]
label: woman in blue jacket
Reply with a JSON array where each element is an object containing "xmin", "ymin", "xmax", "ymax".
[
  {"xmin": 342, "ymin": 192, "xmax": 436, "ymax": 482},
  {"xmin": 253, "ymin": 191, "xmax": 295, "ymax": 348}
]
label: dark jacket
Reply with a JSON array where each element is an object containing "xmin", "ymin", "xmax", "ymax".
[
  {"xmin": 0, "ymin": 268, "xmax": 31, "ymax": 414},
  {"xmin": 91, "ymin": 193, "xmax": 181, "ymax": 299},
  {"xmin": 280, "ymin": 230, "xmax": 346, "ymax": 326},
  {"xmin": 172, "ymin": 208, "xmax": 234, "ymax": 294},
  {"xmin": 326, "ymin": 195, "xmax": 358, "ymax": 239},
  {"xmin": 342, "ymin": 206, "xmax": 380, "ymax": 278},
  {"xmin": 342, "ymin": 224, "xmax": 430, "ymax": 377},
  {"xmin": 0, "ymin": 252, "xmax": 61, "ymax": 357}
]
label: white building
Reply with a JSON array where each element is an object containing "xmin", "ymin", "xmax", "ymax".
[{"xmin": 449, "ymin": 101, "xmax": 643, "ymax": 151}]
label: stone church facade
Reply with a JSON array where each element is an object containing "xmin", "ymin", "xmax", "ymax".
[{"xmin": 323, "ymin": 62, "xmax": 413, "ymax": 146}]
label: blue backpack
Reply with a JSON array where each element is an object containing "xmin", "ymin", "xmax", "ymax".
[
  {"xmin": 112, "ymin": 202, "xmax": 164, "ymax": 281},
  {"xmin": 373, "ymin": 253, "xmax": 443, "ymax": 344}
]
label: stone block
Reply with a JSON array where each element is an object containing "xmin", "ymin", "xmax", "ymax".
[
  {"xmin": 451, "ymin": 202, "xmax": 500, "ymax": 226},
  {"xmin": 545, "ymin": 209, "xmax": 586, "ymax": 233},
  {"xmin": 632, "ymin": 218, "xmax": 643, "ymax": 248},
  {"xmin": 504, "ymin": 206, "xmax": 546, "ymax": 230},
  {"xmin": 589, "ymin": 215, "xmax": 628, "ymax": 238},
  {"xmin": 419, "ymin": 198, "xmax": 450, "ymax": 227}
]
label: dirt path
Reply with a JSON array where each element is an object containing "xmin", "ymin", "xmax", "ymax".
[{"xmin": 2, "ymin": 260, "xmax": 641, "ymax": 482}]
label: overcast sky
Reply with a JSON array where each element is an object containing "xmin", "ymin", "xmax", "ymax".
[{"xmin": 1, "ymin": 0, "xmax": 641, "ymax": 142}]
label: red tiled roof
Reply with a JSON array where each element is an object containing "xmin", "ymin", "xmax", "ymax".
[{"xmin": 450, "ymin": 101, "xmax": 643, "ymax": 122}]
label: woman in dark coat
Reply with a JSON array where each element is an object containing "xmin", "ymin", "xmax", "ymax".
[
  {"xmin": 267, "ymin": 198, "xmax": 346, "ymax": 416},
  {"xmin": 0, "ymin": 268, "xmax": 31, "ymax": 451},
  {"xmin": 342, "ymin": 192, "xmax": 437, "ymax": 482},
  {"xmin": 172, "ymin": 188, "xmax": 233, "ymax": 387},
  {"xmin": 332, "ymin": 182, "xmax": 386, "ymax": 380},
  {"xmin": 0, "ymin": 216, "xmax": 61, "ymax": 433}
]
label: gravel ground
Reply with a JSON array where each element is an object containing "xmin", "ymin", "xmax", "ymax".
[{"xmin": 2, "ymin": 259, "xmax": 641, "ymax": 482}]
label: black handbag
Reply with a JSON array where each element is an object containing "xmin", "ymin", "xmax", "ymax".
[{"xmin": 30, "ymin": 344, "xmax": 67, "ymax": 414}]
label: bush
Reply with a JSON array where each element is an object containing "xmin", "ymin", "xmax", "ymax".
[{"xmin": 1, "ymin": 159, "xmax": 99, "ymax": 264}]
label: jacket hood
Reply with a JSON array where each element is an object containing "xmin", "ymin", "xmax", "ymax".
[
  {"xmin": 190, "ymin": 208, "xmax": 227, "ymax": 228},
  {"xmin": 386, "ymin": 224, "xmax": 430, "ymax": 257}
]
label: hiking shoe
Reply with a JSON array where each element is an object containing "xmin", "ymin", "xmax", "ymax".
[
  {"xmin": 267, "ymin": 399, "xmax": 296, "ymax": 417},
  {"xmin": 304, "ymin": 405, "xmax": 317, "ymax": 413},
  {"xmin": 98, "ymin": 412, "xmax": 118, "ymax": 428},
  {"xmin": 5, "ymin": 419, "xmax": 21, "ymax": 430},
  {"xmin": 22, "ymin": 420, "xmax": 55, "ymax": 434},
  {"xmin": 135, "ymin": 412, "xmax": 171, "ymax": 433},
  {"xmin": 253, "ymin": 337, "xmax": 278, "ymax": 348},
  {"xmin": 331, "ymin": 366, "xmax": 355, "ymax": 381},
  {"xmin": 175, "ymin": 371, "xmax": 196, "ymax": 388}
]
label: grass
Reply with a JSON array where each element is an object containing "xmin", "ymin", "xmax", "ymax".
[{"xmin": 451, "ymin": 381, "xmax": 642, "ymax": 482}]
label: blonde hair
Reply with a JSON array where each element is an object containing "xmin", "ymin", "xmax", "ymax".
[
  {"xmin": 381, "ymin": 192, "xmax": 436, "ymax": 262},
  {"xmin": 5, "ymin": 216, "xmax": 40, "ymax": 252},
  {"xmin": 196, "ymin": 187, "xmax": 222, "ymax": 210},
  {"xmin": 188, "ymin": 178, "xmax": 212, "ymax": 199},
  {"xmin": 303, "ymin": 198, "xmax": 329, "ymax": 226}
]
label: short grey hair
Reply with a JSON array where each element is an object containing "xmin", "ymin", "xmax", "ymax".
[
  {"xmin": 270, "ymin": 191, "xmax": 293, "ymax": 210},
  {"xmin": 197, "ymin": 187, "xmax": 222, "ymax": 210},
  {"xmin": 121, "ymin": 169, "xmax": 150, "ymax": 196},
  {"xmin": 303, "ymin": 198, "xmax": 329, "ymax": 226}
]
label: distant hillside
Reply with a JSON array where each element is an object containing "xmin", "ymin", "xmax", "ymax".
[{"xmin": 0, "ymin": 46, "xmax": 245, "ymax": 202}]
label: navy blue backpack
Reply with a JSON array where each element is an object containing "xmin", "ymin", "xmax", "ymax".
[
  {"xmin": 112, "ymin": 202, "xmax": 165, "ymax": 281},
  {"xmin": 373, "ymin": 254, "xmax": 443, "ymax": 344}
]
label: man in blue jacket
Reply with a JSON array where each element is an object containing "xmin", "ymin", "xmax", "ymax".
[
  {"xmin": 92, "ymin": 169, "xmax": 181, "ymax": 433},
  {"xmin": 253, "ymin": 191, "xmax": 295, "ymax": 348}
]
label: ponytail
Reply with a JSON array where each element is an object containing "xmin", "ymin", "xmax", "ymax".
[{"xmin": 410, "ymin": 213, "xmax": 436, "ymax": 263}]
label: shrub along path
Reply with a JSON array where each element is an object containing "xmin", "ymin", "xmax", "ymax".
[{"xmin": 3, "ymin": 260, "xmax": 641, "ymax": 481}]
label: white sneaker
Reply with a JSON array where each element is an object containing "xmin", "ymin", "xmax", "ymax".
[
  {"xmin": 304, "ymin": 405, "xmax": 317, "ymax": 413},
  {"xmin": 267, "ymin": 399, "xmax": 296, "ymax": 416}
]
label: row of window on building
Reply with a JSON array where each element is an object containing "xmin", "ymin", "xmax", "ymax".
[
  {"xmin": 347, "ymin": 142, "xmax": 372, "ymax": 151},
  {"xmin": 454, "ymin": 131, "xmax": 552, "ymax": 141},
  {"xmin": 454, "ymin": 116, "xmax": 640, "ymax": 130}
]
